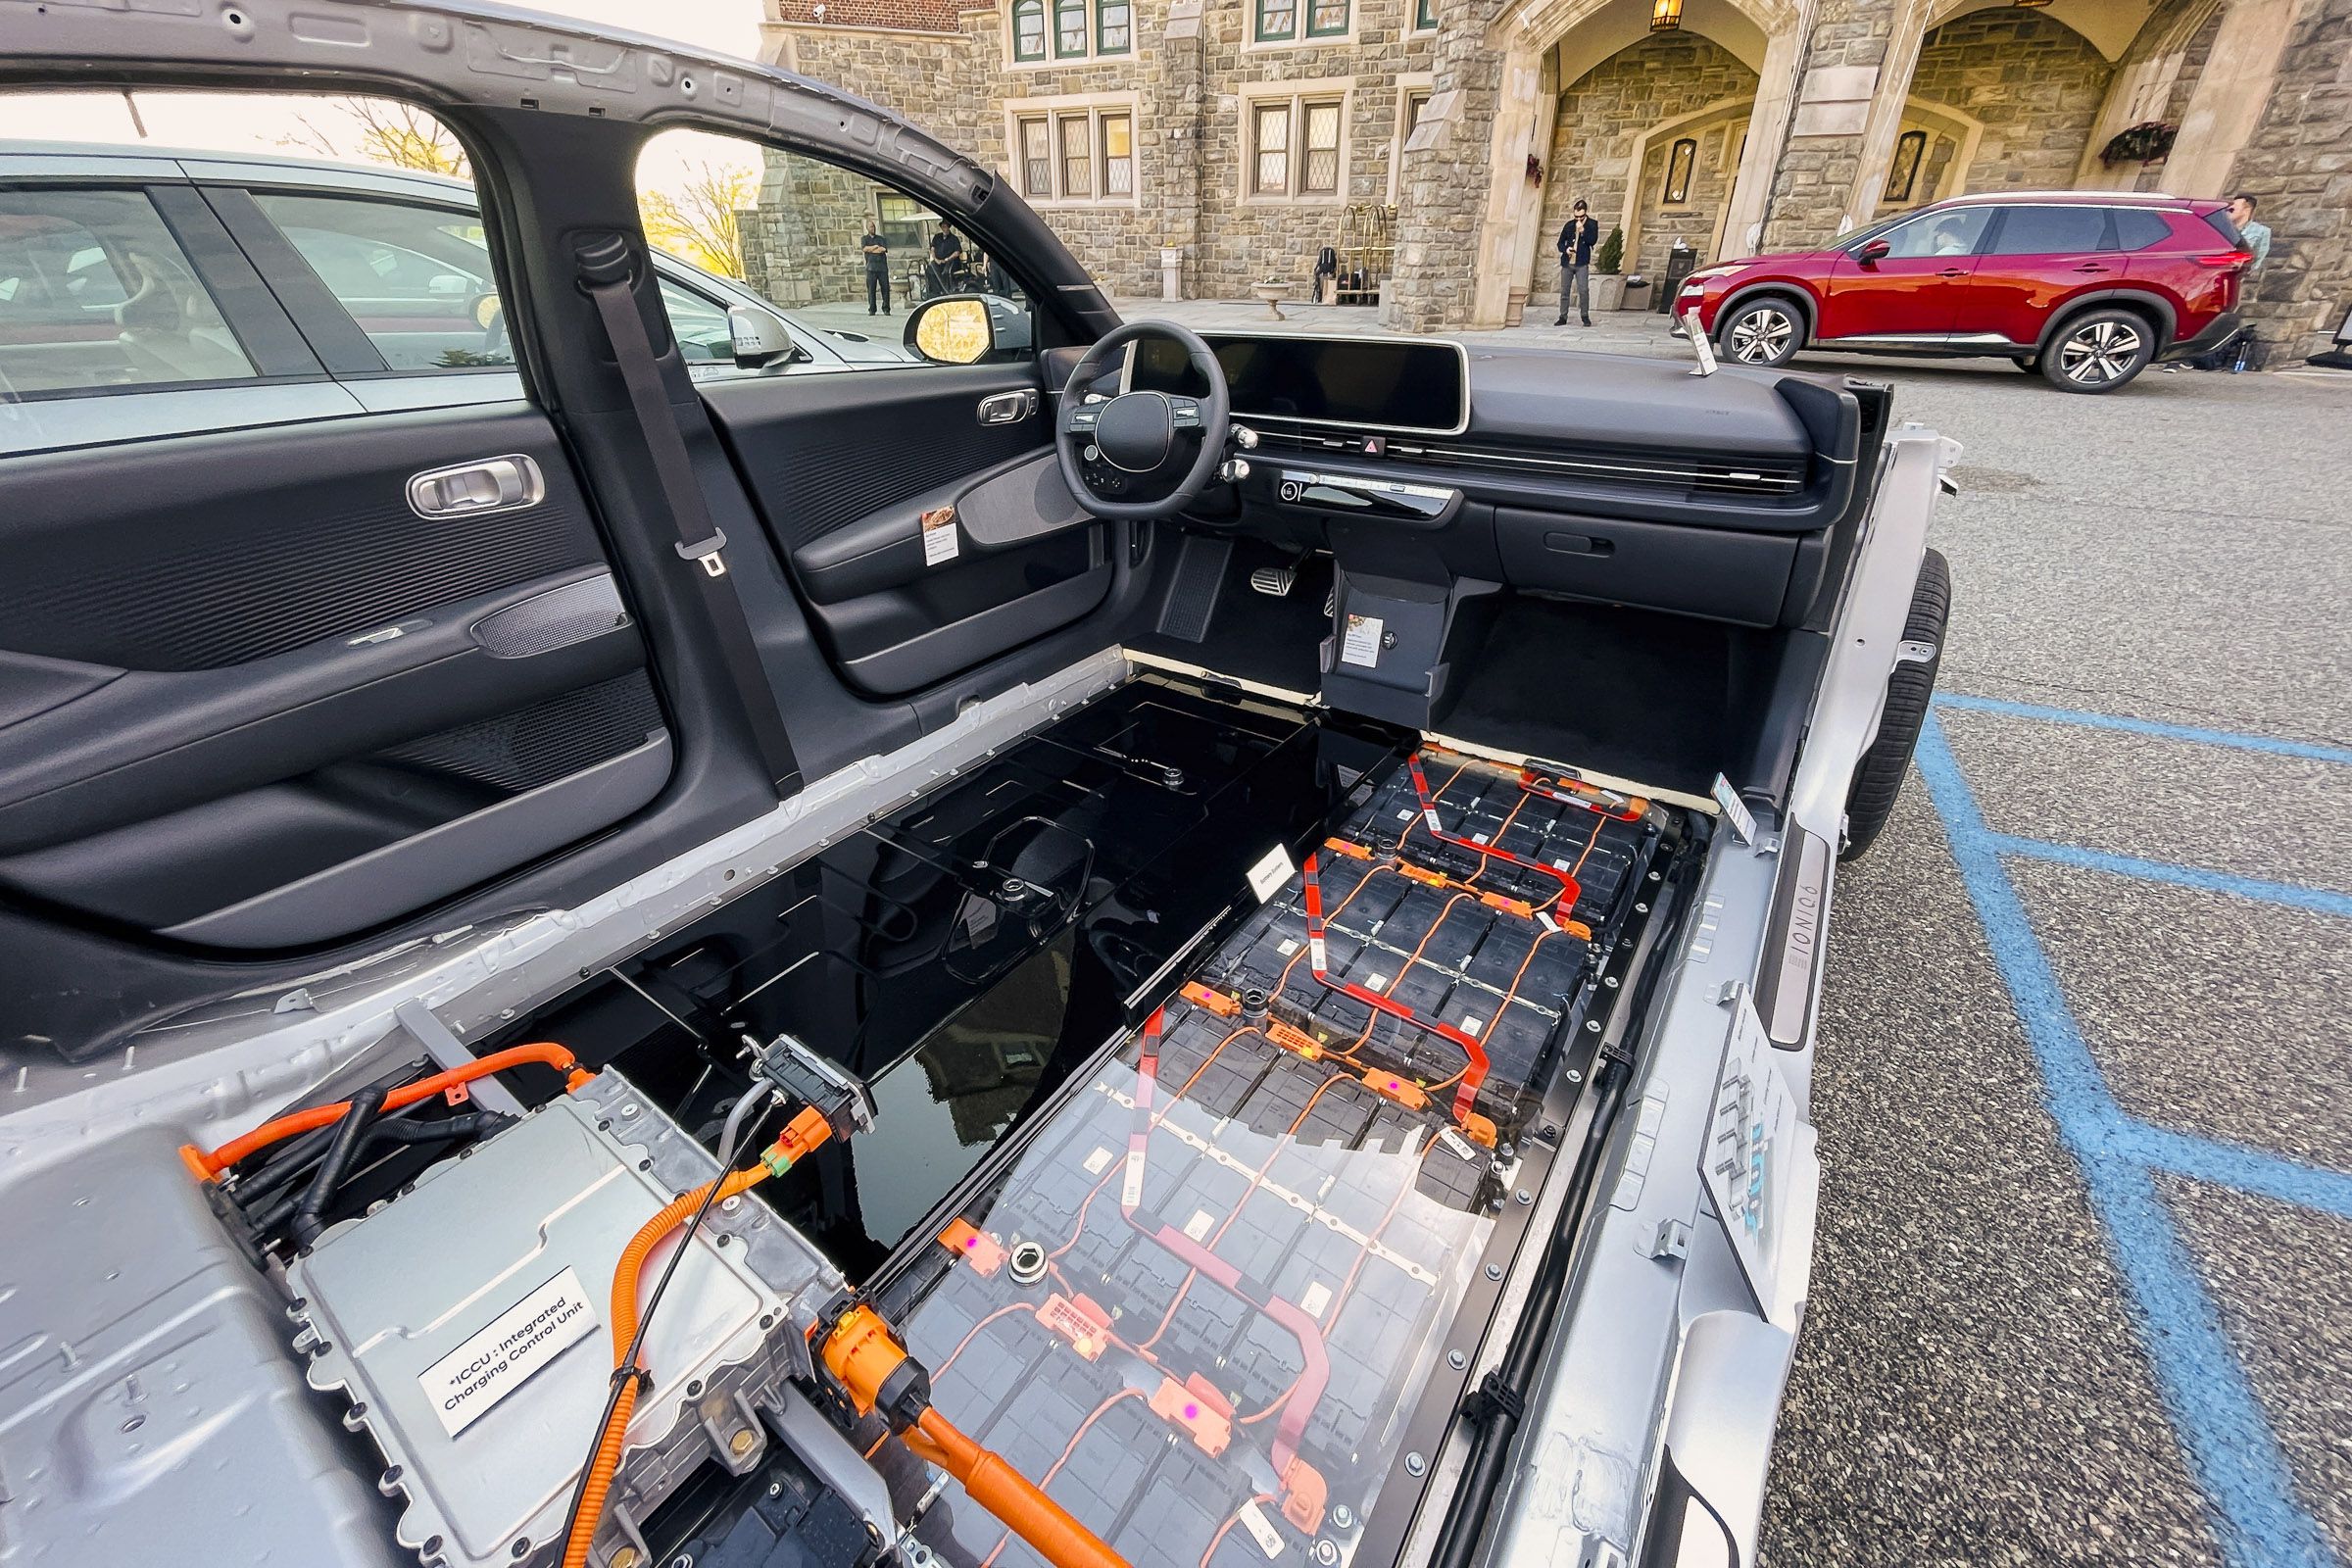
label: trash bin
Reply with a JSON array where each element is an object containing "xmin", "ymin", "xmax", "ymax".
[
  {"xmin": 1621, "ymin": 275, "xmax": 1651, "ymax": 312},
  {"xmin": 1655, "ymin": 244, "xmax": 1700, "ymax": 314}
]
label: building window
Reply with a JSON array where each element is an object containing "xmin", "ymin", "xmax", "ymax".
[
  {"xmin": 1661, "ymin": 137, "xmax": 1697, "ymax": 205},
  {"xmin": 1248, "ymin": 90, "xmax": 1347, "ymax": 199},
  {"xmin": 1011, "ymin": 0, "xmax": 1046, "ymax": 60},
  {"xmin": 1414, "ymin": 0, "xmax": 1437, "ymax": 28},
  {"xmin": 1255, "ymin": 0, "xmax": 1298, "ymax": 39},
  {"xmin": 1017, "ymin": 116, "xmax": 1053, "ymax": 196},
  {"xmin": 1101, "ymin": 112, "xmax": 1134, "ymax": 195},
  {"xmin": 1098, "ymin": 0, "xmax": 1131, "ymax": 52},
  {"xmin": 1252, "ymin": 102, "xmax": 1292, "ymax": 193},
  {"xmin": 1010, "ymin": 102, "xmax": 1140, "ymax": 205},
  {"xmin": 1058, "ymin": 114, "xmax": 1093, "ymax": 196},
  {"xmin": 1390, "ymin": 84, "xmax": 1432, "ymax": 203},
  {"xmin": 1884, "ymin": 129, "xmax": 1926, "ymax": 203},
  {"xmin": 1054, "ymin": 0, "xmax": 1087, "ymax": 55},
  {"xmin": 1257, "ymin": 0, "xmax": 1346, "ymax": 39},
  {"xmin": 1307, "ymin": 0, "xmax": 1349, "ymax": 33}
]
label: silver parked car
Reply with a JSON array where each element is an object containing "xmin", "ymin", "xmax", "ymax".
[{"xmin": 0, "ymin": 11, "xmax": 1950, "ymax": 1568}]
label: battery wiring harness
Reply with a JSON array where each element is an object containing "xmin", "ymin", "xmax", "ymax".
[{"xmin": 894, "ymin": 746, "xmax": 1661, "ymax": 1568}]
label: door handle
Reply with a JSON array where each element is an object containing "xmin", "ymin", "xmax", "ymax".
[
  {"xmin": 407, "ymin": 455, "xmax": 546, "ymax": 518},
  {"xmin": 2073, "ymin": 263, "xmax": 2112, "ymax": 273},
  {"xmin": 1936, "ymin": 268, "xmax": 1967, "ymax": 277},
  {"xmin": 977, "ymin": 389, "xmax": 1036, "ymax": 425}
]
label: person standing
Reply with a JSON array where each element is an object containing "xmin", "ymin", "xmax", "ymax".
[
  {"xmin": 2175, "ymin": 193, "xmax": 2273, "ymax": 371},
  {"xmin": 859, "ymin": 224, "xmax": 892, "ymax": 316},
  {"xmin": 1554, "ymin": 199, "xmax": 1600, "ymax": 327},
  {"xmin": 928, "ymin": 223, "xmax": 965, "ymax": 298}
]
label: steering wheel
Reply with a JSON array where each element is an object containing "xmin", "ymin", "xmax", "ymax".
[{"xmin": 1054, "ymin": 320, "xmax": 1231, "ymax": 522}]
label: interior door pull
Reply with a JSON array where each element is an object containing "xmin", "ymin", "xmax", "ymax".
[
  {"xmin": 407, "ymin": 455, "xmax": 546, "ymax": 518},
  {"xmin": 977, "ymin": 390, "xmax": 1036, "ymax": 425}
]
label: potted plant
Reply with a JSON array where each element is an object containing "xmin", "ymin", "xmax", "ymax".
[{"xmin": 1591, "ymin": 224, "xmax": 1627, "ymax": 312}]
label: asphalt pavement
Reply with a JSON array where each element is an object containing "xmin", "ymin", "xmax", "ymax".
[{"xmin": 1124, "ymin": 299, "xmax": 2352, "ymax": 1568}]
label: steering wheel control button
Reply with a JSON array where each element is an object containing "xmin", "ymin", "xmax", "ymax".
[
  {"xmin": 1083, "ymin": 444, "xmax": 1101, "ymax": 463},
  {"xmin": 1169, "ymin": 397, "xmax": 1203, "ymax": 430},
  {"xmin": 1279, "ymin": 480, "xmax": 1302, "ymax": 502}
]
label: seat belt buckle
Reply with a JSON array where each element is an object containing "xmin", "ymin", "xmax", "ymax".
[{"xmin": 677, "ymin": 529, "xmax": 729, "ymax": 577}]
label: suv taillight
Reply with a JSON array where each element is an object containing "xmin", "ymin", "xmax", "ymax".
[{"xmin": 2193, "ymin": 251, "xmax": 2255, "ymax": 269}]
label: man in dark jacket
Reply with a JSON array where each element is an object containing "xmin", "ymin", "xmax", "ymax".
[
  {"xmin": 1554, "ymin": 199, "xmax": 1600, "ymax": 327},
  {"xmin": 859, "ymin": 226, "xmax": 891, "ymax": 315}
]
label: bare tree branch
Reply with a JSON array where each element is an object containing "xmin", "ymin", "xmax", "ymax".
[
  {"xmin": 277, "ymin": 98, "xmax": 468, "ymax": 177},
  {"xmin": 640, "ymin": 161, "xmax": 760, "ymax": 279}
]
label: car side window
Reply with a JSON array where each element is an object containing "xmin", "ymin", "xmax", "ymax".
[
  {"xmin": 1872, "ymin": 207, "xmax": 1992, "ymax": 260},
  {"xmin": 2113, "ymin": 211, "xmax": 2173, "ymax": 251},
  {"xmin": 658, "ymin": 276, "xmax": 740, "ymax": 364},
  {"xmin": 0, "ymin": 187, "xmax": 257, "ymax": 395},
  {"xmin": 1985, "ymin": 206, "xmax": 2110, "ymax": 256},
  {"xmin": 636, "ymin": 128, "xmax": 1037, "ymax": 372},
  {"xmin": 251, "ymin": 191, "xmax": 511, "ymax": 371}
]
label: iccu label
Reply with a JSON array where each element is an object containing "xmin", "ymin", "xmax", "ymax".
[{"xmin": 416, "ymin": 1266, "xmax": 598, "ymax": 1437}]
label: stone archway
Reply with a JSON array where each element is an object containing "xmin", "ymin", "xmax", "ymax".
[{"xmin": 1404, "ymin": 0, "xmax": 1801, "ymax": 328}]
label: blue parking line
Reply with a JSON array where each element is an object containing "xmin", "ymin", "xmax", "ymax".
[
  {"xmin": 1990, "ymin": 835, "xmax": 2352, "ymax": 919},
  {"xmin": 1914, "ymin": 713, "xmax": 2337, "ymax": 1568},
  {"xmin": 1936, "ymin": 693, "xmax": 2352, "ymax": 766},
  {"xmin": 2115, "ymin": 1121, "xmax": 2352, "ymax": 1224}
]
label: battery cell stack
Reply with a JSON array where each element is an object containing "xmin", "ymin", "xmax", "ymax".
[{"xmin": 895, "ymin": 749, "xmax": 1658, "ymax": 1568}]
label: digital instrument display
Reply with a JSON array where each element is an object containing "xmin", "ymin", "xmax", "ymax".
[{"xmin": 1130, "ymin": 333, "xmax": 1469, "ymax": 434}]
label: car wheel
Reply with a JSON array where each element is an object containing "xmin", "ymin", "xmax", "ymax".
[
  {"xmin": 2042, "ymin": 310, "xmax": 2155, "ymax": 393},
  {"xmin": 1718, "ymin": 298, "xmax": 1804, "ymax": 367},
  {"xmin": 1840, "ymin": 548, "xmax": 1950, "ymax": 862}
]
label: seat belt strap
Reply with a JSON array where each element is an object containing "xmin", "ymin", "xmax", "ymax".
[{"xmin": 576, "ymin": 233, "xmax": 802, "ymax": 795}]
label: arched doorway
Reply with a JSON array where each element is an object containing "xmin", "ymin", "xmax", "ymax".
[{"xmin": 1440, "ymin": 0, "xmax": 1801, "ymax": 327}]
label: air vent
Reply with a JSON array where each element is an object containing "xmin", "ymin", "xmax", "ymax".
[{"xmin": 1250, "ymin": 426, "xmax": 1807, "ymax": 499}]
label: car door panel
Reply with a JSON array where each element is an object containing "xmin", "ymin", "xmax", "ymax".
[
  {"xmin": 702, "ymin": 363, "xmax": 1109, "ymax": 698},
  {"xmin": 1821, "ymin": 252, "xmax": 1973, "ymax": 337},
  {"xmin": 0, "ymin": 401, "xmax": 670, "ymax": 948}
]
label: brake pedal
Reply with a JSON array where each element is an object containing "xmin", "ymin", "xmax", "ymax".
[{"xmin": 1250, "ymin": 565, "xmax": 1296, "ymax": 598}]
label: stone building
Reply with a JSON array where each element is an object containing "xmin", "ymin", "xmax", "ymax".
[{"xmin": 759, "ymin": 0, "xmax": 2351, "ymax": 362}]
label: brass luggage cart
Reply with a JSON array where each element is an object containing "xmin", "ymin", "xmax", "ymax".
[{"xmin": 1332, "ymin": 203, "xmax": 1396, "ymax": 305}]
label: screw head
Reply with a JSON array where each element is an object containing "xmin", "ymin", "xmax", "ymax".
[
  {"xmin": 1404, "ymin": 1451, "xmax": 1427, "ymax": 1477},
  {"xmin": 512, "ymin": 1538, "xmax": 531, "ymax": 1558},
  {"xmin": 1447, "ymin": 1349, "xmax": 1466, "ymax": 1370},
  {"xmin": 730, "ymin": 1428, "xmax": 759, "ymax": 1457},
  {"xmin": 1333, "ymin": 1505, "xmax": 1354, "ymax": 1530},
  {"xmin": 612, "ymin": 1550, "xmax": 642, "ymax": 1568},
  {"xmin": 1486, "ymin": 1262, "xmax": 1503, "ymax": 1280}
]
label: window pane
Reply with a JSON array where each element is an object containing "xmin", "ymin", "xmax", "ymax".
[
  {"xmin": 1883, "ymin": 129, "xmax": 1925, "ymax": 203},
  {"xmin": 1060, "ymin": 115, "xmax": 1093, "ymax": 198},
  {"xmin": 2114, "ymin": 210, "xmax": 2172, "ymax": 251},
  {"xmin": 256, "ymin": 192, "xmax": 503, "ymax": 370},
  {"xmin": 1307, "ymin": 0, "xmax": 1348, "ymax": 33},
  {"xmin": 1256, "ymin": 0, "xmax": 1297, "ymax": 38},
  {"xmin": 1099, "ymin": 0, "xmax": 1132, "ymax": 53},
  {"xmin": 1254, "ymin": 103, "xmax": 1292, "ymax": 194},
  {"xmin": 1878, "ymin": 205, "xmax": 1991, "ymax": 259},
  {"xmin": 1055, "ymin": 0, "xmax": 1087, "ymax": 54},
  {"xmin": 1986, "ymin": 205, "xmax": 2110, "ymax": 255},
  {"xmin": 0, "ymin": 187, "xmax": 256, "ymax": 393},
  {"xmin": 658, "ymin": 277, "xmax": 738, "ymax": 363},
  {"xmin": 1302, "ymin": 101, "xmax": 1342, "ymax": 193},
  {"xmin": 1405, "ymin": 90, "xmax": 1432, "ymax": 135},
  {"xmin": 1102, "ymin": 114, "xmax": 1134, "ymax": 197},
  {"xmin": 1020, "ymin": 118, "xmax": 1054, "ymax": 197},
  {"xmin": 1012, "ymin": 0, "xmax": 1046, "ymax": 58},
  {"xmin": 1661, "ymin": 138, "xmax": 1696, "ymax": 205},
  {"xmin": 1416, "ymin": 0, "xmax": 1437, "ymax": 27}
]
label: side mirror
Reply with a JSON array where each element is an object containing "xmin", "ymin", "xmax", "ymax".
[
  {"xmin": 728, "ymin": 302, "xmax": 801, "ymax": 369},
  {"xmin": 906, "ymin": 295, "xmax": 996, "ymax": 365},
  {"xmin": 1855, "ymin": 237, "xmax": 1892, "ymax": 268}
]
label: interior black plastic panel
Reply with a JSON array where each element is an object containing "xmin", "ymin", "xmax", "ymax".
[
  {"xmin": 1492, "ymin": 507, "xmax": 1797, "ymax": 626},
  {"xmin": 704, "ymin": 364, "xmax": 1111, "ymax": 697}
]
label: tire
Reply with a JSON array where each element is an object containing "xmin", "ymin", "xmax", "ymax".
[
  {"xmin": 1840, "ymin": 548, "xmax": 1950, "ymax": 862},
  {"xmin": 2041, "ymin": 308, "xmax": 2156, "ymax": 393},
  {"xmin": 1717, "ymin": 297, "xmax": 1805, "ymax": 368}
]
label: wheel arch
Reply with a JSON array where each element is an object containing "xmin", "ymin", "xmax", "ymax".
[{"xmin": 2035, "ymin": 290, "xmax": 2177, "ymax": 355}]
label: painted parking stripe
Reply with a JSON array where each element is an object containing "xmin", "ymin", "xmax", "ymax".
[
  {"xmin": 1914, "ymin": 713, "xmax": 2338, "ymax": 1568},
  {"xmin": 2112, "ymin": 1121, "xmax": 2352, "ymax": 1225},
  {"xmin": 1936, "ymin": 693, "xmax": 2352, "ymax": 767},
  {"xmin": 1989, "ymin": 835, "xmax": 2352, "ymax": 918}
]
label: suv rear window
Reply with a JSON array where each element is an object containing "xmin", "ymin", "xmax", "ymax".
[
  {"xmin": 2202, "ymin": 210, "xmax": 2247, "ymax": 247},
  {"xmin": 2113, "ymin": 210, "xmax": 2173, "ymax": 251},
  {"xmin": 254, "ymin": 191, "xmax": 510, "ymax": 372},
  {"xmin": 0, "ymin": 189, "xmax": 256, "ymax": 394},
  {"xmin": 1986, "ymin": 205, "xmax": 2110, "ymax": 255}
]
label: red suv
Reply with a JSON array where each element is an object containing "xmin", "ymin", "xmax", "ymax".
[{"xmin": 1674, "ymin": 191, "xmax": 2252, "ymax": 392}]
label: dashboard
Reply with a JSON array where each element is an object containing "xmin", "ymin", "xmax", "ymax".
[{"xmin": 1128, "ymin": 332, "xmax": 1469, "ymax": 436}]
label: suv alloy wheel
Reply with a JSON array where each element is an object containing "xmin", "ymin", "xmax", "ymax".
[
  {"xmin": 1719, "ymin": 297, "xmax": 1804, "ymax": 367},
  {"xmin": 2043, "ymin": 308, "xmax": 2156, "ymax": 392}
]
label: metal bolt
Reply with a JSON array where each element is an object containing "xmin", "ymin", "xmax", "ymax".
[
  {"xmin": 768, "ymin": 1482, "xmax": 784, "ymax": 1498},
  {"xmin": 1634, "ymin": 903, "xmax": 1648, "ymax": 914},
  {"xmin": 1333, "ymin": 1505, "xmax": 1354, "ymax": 1530},
  {"xmin": 1315, "ymin": 1541, "xmax": 1340, "ymax": 1565},
  {"xmin": 1587, "ymin": 1018, "xmax": 1602, "ymax": 1033},
  {"xmin": 512, "ymin": 1539, "xmax": 530, "ymax": 1559},
  {"xmin": 1648, "ymin": 870, "xmax": 1662, "ymax": 881},
  {"xmin": 1404, "ymin": 1452, "xmax": 1427, "ymax": 1477},
  {"xmin": 730, "ymin": 1428, "xmax": 758, "ymax": 1457},
  {"xmin": 1516, "ymin": 1188, "xmax": 1532, "ymax": 1204},
  {"xmin": 1566, "ymin": 1068, "xmax": 1583, "ymax": 1084},
  {"xmin": 1447, "ymin": 1349, "xmax": 1466, "ymax": 1370},
  {"xmin": 1485, "ymin": 1262, "xmax": 1503, "ymax": 1281},
  {"xmin": 621, "ymin": 1102, "xmax": 641, "ymax": 1118},
  {"xmin": 1603, "ymin": 974, "xmax": 1620, "ymax": 990},
  {"xmin": 720, "ymin": 1196, "xmax": 743, "ymax": 1214},
  {"xmin": 686, "ymin": 1379, "xmax": 704, "ymax": 1397},
  {"xmin": 612, "ymin": 1550, "xmax": 642, "ymax": 1568}
]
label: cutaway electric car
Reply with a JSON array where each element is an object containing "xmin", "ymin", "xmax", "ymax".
[{"xmin": 0, "ymin": 9, "xmax": 1953, "ymax": 1568}]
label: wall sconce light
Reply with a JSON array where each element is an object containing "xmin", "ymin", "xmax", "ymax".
[{"xmin": 1650, "ymin": 0, "xmax": 1683, "ymax": 28}]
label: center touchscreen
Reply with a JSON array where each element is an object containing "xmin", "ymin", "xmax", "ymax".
[{"xmin": 1131, "ymin": 333, "xmax": 1468, "ymax": 434}]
